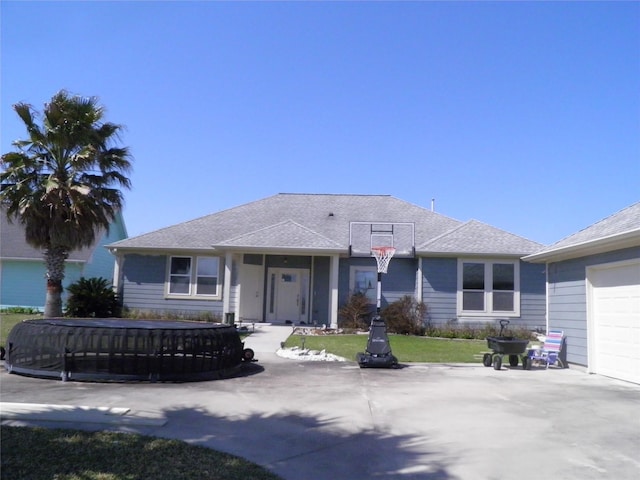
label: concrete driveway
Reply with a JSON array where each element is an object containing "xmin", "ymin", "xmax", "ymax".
[{"xmin": 1, "ymin": 327, "xmax": 639, "ymax": 480}]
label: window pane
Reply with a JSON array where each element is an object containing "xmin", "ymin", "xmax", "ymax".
[
  {"xmin": 170, "ymin": 276, "xmax": 190, "ymax": 294},
  {"xmin": 196, "ymin": 277, "xmax": 218, "ymax": 295},
  {"xmin": 463, "ymin": 263, "xmax": 484, "ymax": 289},
  {"xmin": 493, "ymin": 292, "xmax": 514, "ymax": 311},
  {"xmin": 197, "ymin": 257, "xmax": 218, "ymax": 276},
  {"xmin": 493, "ymin": 264, "xmax": 514, "ymax": 290},
  {"xmin": 171, "ymin": 257, "xmax": 191, "ymax": 275},
  {"xmin": 463, "ymin": 291, "xmax": 484, "ymax": 310},
  {"xmin": 354, "ymin": 269, "xmax": 377, "ymax": 304}
]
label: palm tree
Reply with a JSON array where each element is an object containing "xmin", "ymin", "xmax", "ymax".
[{"xmin": 1, "ymin": 90, "xmax": 132, "ymax": 317}]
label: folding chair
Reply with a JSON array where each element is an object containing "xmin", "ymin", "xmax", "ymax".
[{"xmin": 529, "ymin": 330, "xmax": 565, "ymax": 368}]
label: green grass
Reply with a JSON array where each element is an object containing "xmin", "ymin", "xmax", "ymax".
[
  {"xmin": 1, "ymin": 312, "xmax": 42, "ymax": 347},
  {"xmin": 284, "ymin": 333, "xmax": 489, "ymax": 363},
  {"xmin": 0, "ymin": 426, "xmax": 281, "ymax": 480}
]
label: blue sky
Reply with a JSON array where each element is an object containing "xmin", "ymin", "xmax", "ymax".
[{"xmin": 2, "ymin": 1, "xmax": 639, "ymax": 245}]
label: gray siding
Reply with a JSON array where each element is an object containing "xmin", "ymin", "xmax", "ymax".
[
  {"xmin": 312, "ymin": 256, "xmax": 330, "ymax": 326},
  {"xmin": 422, "ymin": 257, "xmax": 546, "ymax": 328},
  {"xmin": 547, "ymin": 246, "xmax": 640, "ymax": 367},
  {"xmin": 121, "ymin": 254, "xmax": 223, "ymax": 316},
  {"xmin": 520, "ymin": 261, "xmax": 547, "ymax": 329},
  {"xmin": 422, "ymin": 257, "xmax": 458, "ymax": 325}
]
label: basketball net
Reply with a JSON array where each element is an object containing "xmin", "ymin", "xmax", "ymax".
[{"xmin": 371, "ymin": 246, "xmax": 396, "ymax": 274}]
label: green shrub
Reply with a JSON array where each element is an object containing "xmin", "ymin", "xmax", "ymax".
[
  {"xmin": 425, "ymin": 320, "xmax": 536, "ymax": 340},
  {"xmin": 65, "ymin": 277, "xmax": 121, "ymax": 318},
  {"xmin": 0, "ymin": 307, "xmax": 41, "ymax": 314},
  {"xmin": 338, "ymin": 292, "xmax": 372, "ymax": 330},
  {"xmin": 381, "ymin": 295, "xmax": 427, "ymax": 335},
  {"xmin": 123, "ymin": 308, "xmax": 221, "ymax": 323}
]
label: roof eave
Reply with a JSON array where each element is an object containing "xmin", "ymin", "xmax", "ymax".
[
  {"xmin": 524, "ymin": 229, "xmax": 640, "ymax": 263},
  {"xmin": 417, "ymin": 250, "xmax": 533, "ymax": 258}
]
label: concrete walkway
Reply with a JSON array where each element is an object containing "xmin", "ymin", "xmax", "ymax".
[
  {"xmin": 2, "ymin": 326, "xmax": 640, "ymax": 480},
  {"xmin": 240, "ymin": 323, "xmax": 294, "ymax": 354}
]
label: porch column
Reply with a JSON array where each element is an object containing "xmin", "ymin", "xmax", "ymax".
[
  {"xmin": 329, "ymin": 254, "xmax": 339, "ymax": 329},
  {"xmin": 110, "ymin": 250, "xmax": 125, "ymax": 299},
  {"xmin": 223, "ymin": 252, "xmax": 233, "ymax": 315}
]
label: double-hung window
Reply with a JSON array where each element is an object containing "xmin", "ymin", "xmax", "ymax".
[
  {"xmin": 168, "ymin": 256, "xmax": 220, "ymax": 298},
  {"xmin": 458, "ymin": 260, "xmax": 520, "ymax": 316}
]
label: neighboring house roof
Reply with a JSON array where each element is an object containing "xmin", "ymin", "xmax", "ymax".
[
  {"xmin": 108, "ymin": 193, "xmax": 541, "ymax": 256},
  {"xmin": 1, "ymin": 207, "xmax": 125, "ymax": 262},
  {"xmin": 419, "ymin": 220, "xmax": 543, "ymax": 256},
  {"xmin": 525, "ymin": 202, "xmax": 640, "ymax": 263}
]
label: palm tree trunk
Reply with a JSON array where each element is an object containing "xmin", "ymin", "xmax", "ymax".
[
  {"xmin": 43, "ymin": 246, "xmax": 68, "ymax": 317},
  {"xmin": 44, "ymin": 278, "xmax": 64, "ymax": 317}
]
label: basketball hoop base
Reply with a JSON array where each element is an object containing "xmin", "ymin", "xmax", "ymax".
[{"xmin": 356, "ymin": 316, "xmax": 398, "ymax": 369}]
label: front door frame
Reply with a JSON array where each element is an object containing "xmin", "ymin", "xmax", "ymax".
[{"xmin": 266, "ymin": 267, "xmax": 310, "ymax": 323}]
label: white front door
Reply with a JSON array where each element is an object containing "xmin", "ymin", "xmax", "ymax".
[{"xmin": 267, "ymin": 268, "xmax": 309, "ymax": 323}]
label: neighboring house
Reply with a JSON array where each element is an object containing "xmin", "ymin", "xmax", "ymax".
[
  {"xmin": 107, "ymin": 194, "xmax": 546, "ymax": 330},
  {"xmin": 0, "ymin": 209, "xmax": 128, "ymax": 310},
  {"xmin": 525, "ymin": 202, "xmax": 640, "ymax": 384}
]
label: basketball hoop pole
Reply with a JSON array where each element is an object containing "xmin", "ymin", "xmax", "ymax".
[
  {"xmin": 371, "ymin": 246, "xmax": 395, "ymax": 315},
  {"xmin": 356, "ymin": 246, "xmax": 398, "ymax": 368},
  {"xmin": 376, "ymin": 271, "xmax": 382, "ymax": 315}
]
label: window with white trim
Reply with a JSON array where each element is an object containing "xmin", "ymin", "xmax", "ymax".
[
  {"xmin": 350, "ymin": 266, "xmax": 378, "ymax": 304},
  {"xmin": 457, "ymin": 260, "xmax": 520, "ymax": 316},
  {"xmin": 168, "ymin": 256, "xmax": 221, "ymax": 297}
]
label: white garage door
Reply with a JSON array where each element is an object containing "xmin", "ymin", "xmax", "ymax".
[{"xmin": 588, "ymin": 260, "xmax": 640, "ymax": 384}]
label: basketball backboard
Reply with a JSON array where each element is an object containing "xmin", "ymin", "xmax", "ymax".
[{"xmin": 349, "ymin": 222, "xmax": 415, "ymax": 257}]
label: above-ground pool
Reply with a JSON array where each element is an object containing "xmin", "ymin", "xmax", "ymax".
[{"xmin": 5, "ymin": 318, "xmax": 247, "ymax": 382}]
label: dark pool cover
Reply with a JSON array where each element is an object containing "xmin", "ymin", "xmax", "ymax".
[{"xmin": 5, "ymin": 318, "xmax": 243, "ymax": 382}]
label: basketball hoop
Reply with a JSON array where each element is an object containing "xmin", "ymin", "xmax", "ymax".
[{"xmin": 371, "ymin": 246, "xmax": 396, "ymax": 274}]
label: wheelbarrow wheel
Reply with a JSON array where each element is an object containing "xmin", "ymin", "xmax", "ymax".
[
  {"xmin": 509, "ymin": 355, "xmax": 519, "ymax": 367},
  {"xmin": 493, "ymin": 356, "xmax": 502, "ymax": 370},
  {"xmin": 482, "ymin": 353, "xmax": 493, "ymax": 367}
]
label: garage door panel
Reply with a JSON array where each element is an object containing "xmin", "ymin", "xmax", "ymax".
[{"xmin": 589, "ymin": 261, "xmax": 640, "ymax": 384}]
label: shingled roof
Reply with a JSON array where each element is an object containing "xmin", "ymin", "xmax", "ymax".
[
  {"xmin": 1, "ymin": 209, "xmax": 95, "ymax": 262},
  {"xmin": 108, "ymin": 193, "xmax": 541, "ymax": 256},
  {"xmin": 525, "ymin": 201, "xmax": 640, "ymax": 262},
  {"xmin": 419, "ymin": 220, "xmax": 543, "ymax": 256}
]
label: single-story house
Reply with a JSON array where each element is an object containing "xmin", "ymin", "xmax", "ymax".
[
  {"xmin": 524, "ymin": 202, "xmax": 640, "ymax": 384},
  {"xmin": 107, "ymin": 194, "xmax": 546, "ymax": 330},
  {"xmin": 0, "ymin": 208, "xmax": 128, "ymax": 311}
]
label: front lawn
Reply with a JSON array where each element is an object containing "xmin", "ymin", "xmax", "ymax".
[
  {"xmin": 1, "ymin": 426, "xmax": 281, "ymax": 480},
  {"xmin": 1, "ymin": 312, "xmax": 42, "ymax": 348},
  {"xmin": 284, "ymin": 334, "xmax": 488, "ymax": 363}
]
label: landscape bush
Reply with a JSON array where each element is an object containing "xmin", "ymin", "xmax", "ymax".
[
  {"xmin": 65, "ymin": 277, "xmax": 121, "ymax": 318},
  {"xmin": 123, "ymin": 308, "xmax": 221, "ymax": 323},
  {"xmin": 338, "ymin": 292, "xmax": 372, "ymax": 330},
  {"xmin": 0, "ymin": 307, "xmax": 42, "ymax": 315},
  {"xmin": 381, "ymin": 295, "xmax": 427, "ymax": 335},
  {"xmin": 424, "ymin": 319, "xmax": 537, "ymax": 341}
]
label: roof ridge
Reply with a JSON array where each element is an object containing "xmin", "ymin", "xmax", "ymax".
[
  {"xmin": 546, "ymin": 201, "xmax": 640, "ymax": 248},
  {"xmin": 418, "ymin": 220, "xmax": 471, "ymax": 248},
  {"xmin": 277, "ymin": 192, "xmax": 392, "ymax": 198},
  {"xmin": 217, "ymin": 219, "xmax": 343, "ymax": 247}
]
